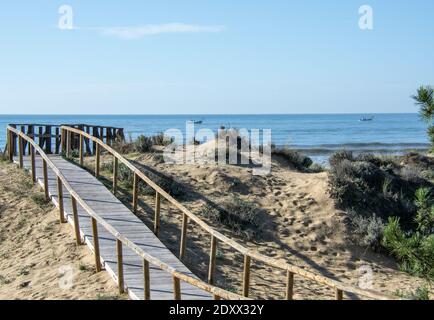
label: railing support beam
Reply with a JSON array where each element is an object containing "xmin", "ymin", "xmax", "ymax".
[
  {"xmin": 71, "ymin": 196, "xmax": 82, "ymax": 245},
  {"xmin": 79, "ymin": 134, "xmax": 84, "ymax": 166},
  {"xmin": 132, "ymin": 173, "xmax": 139, "ymax": 213},
  {"xmin": 208, "ymin": 236, "xmax": 217, "ymax": 285},
  {"xmin": 113, "ymin": 156, "xmax": 118, "ymax": 194},
  {"xmin": 92, "ymin": 218, "xmax": 102, "ymax": 272},
  {"xmin": 42, "ymin": 159, "xmax": 49, "ymax": 201},
  {"xmin": 173, "ymin": 276, "xmax": 181, "ymax": 300},
  {"xmin": 30, "ymin": 145, "xmax": 36, "ymax": 183},
  {"xmin": 57, "ymin": 177, "xmax": 66, "ymax": 223},
  {"xmin": 242, "ymin": 255, "xmax": 251, "ymax": 298},
  {"xmin": 117, "ymin": 239, "xmax": 125, "ymax": 294},
  {"xmin": 95, "ymin": 143, "xmax": 100, "ymax": 178},
  {"xmin": 335, "ymin": 288, "xmax": 343, "ymax": 300},
  {"xmin": 18, "ymin": 136, "xmax": 24, "ymax": 168},
  {"xmin": 286, "ymin": 271, "xmax": 294, "ymax": 300},
  {"xmin": 154, "ymin": 192, "xmax": 161, "ymax": 236},
  {"xmin": 179, "ymin": 214, "xmax": 188, "ymax": 260},
  {"xmin": 143, "ymin": 259, "xmax": 151, "ymax": 300}
]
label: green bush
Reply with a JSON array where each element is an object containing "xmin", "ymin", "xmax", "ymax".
[
  {"xmin": 328, "ymin": 151, "xmax": 430, "ymax": 226},
  {"xmin": 382, "ymin": 188, "xmax": 434, "ymax": 280},
  {"xmin": 347, "ymin": 211, "xmax": 385, "ymax": 250},
  {"xmin": 0, "ymin": 148, "xmax": 8, "ymax": 162},
  {"xmin": 272, "ymin": 147, "xmax": 313, "ymax": 171},
  {"xmin": 308, "ymin": 163, "xmax": 326, "ymax": 173},
  {"xmin": 134, "ymin": 135, "xmax": 154, "ymax": 153},
  {"xmin": 329, "ymin": 150, "xmax": 354, "ymax": 168},
  {"xmin": 132, "ymin": 133, "xmax": 172, "ymax": 154},
  {"xmin": 395, "ymin": 285, "xmax": 431, "ymax": 300},
  {"xmin": 412, "ymin": 86, "xmax": 434, "ymax": 151},
  {"xmin": 202, "ymin": 196, "xmax": 262, "ymax": 240}
]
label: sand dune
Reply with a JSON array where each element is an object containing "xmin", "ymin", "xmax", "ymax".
[{"xmin": 0, "ymin": 161, "xmax": 123, "ymax": 300}]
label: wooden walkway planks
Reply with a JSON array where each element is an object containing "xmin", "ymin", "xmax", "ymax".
[{"xmin": 19, "ymin": 154, "xmax": 211, "ymax": 300}]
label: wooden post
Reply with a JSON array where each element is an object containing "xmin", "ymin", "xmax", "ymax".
[
  {"xmin": 179, "ymin": 214, "xmax": 188, "ymax": 260},
  {"xmin": 7, "ymin": 131, "xmax": 13, "ymax": 161},
  {"xmin": 55, "ymin": 127, "xmax": 60, "ymax": 154},
  {"xmin": 154, "ymin": 192, "xmax": 161, "ymax": 236},
  {"xmin": 143, "ymin": 259, "xmax": 151, "ymax": 300},
  {"xmin": 38, "ymin": 126, "xmax": 43, "ymax": 148},
  {"xmin": 132, "ymin": 173, "xmax": 139, "ymax": 213},
  {"xmin": 6, "ymin": 130, "xmax": 11, "ymax": 161},
  {"xmin": 173, "ymin": 276, "xmax": 181, "ymax": 300},
  {"xmin": 27, "ymin": 125, "xmax": 34, "ymax": 154},
  {"xmin": 11, "ymin": 125, "xmax": 17, "ymax": 156},
  {"xmin": 208, "ymin": 236, "xmax": 217, "ymax": 285},
  {"xmin": 79, "ymin": 134, "xmax": 84, "ymax": 166},
  {"xmin": 18, "ymin": 136, "xmax": 23, "ymax": 168},
  {"xmin": 116, "ymin": 239, "xmax": 125, "ymax": 294},
  {"xmin": 42, "ymin": 159, "xmax": 49, "ymax": 201},
  {"xmin": 242, "ymin": 255, "xmax": 251, "ymax": 298},
  {"xmin": 91, "ymin": 218, "xmax": 102, "ymax": 272},
  {"xmin": 285, "ymin": 271, "xmax": 294, "ymax": 300},
  {"xmin": 45, "ymin": 125, "xmax": 52, "ymax": 154},
  {"xmin": 61, "ymin": 129, "xmax": 65, "ymax": 154},
  {"xmin": 95, "ymin": 143, "xmax": 100, "ymax": 177},
  {"xmin": 113, "ymin": 156, "xmax": 118, "ymax": 194},
  {"xmin": 57, "ymin": 177, "xmax": 66, "ymax": 223},
  {"xmin": 71, "ymin": 196, "xmax": 82, "ymax": 245},
  {"xmin": 30, "ymin": 145, "xmax": 36, "ymax": 183},
  {"xmin": 66, "ymin": 130, "xmax": 71, "ymax": 158},
  {"xmin": 335, "ymin": 288, "xmax": 343, "ymax": 300}
]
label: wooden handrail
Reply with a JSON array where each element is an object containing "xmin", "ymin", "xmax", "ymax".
[
  {"xmin": 7, "ymin": 125, "xmax": 247, "ymax": 301},
  {"xmin": 59, "ymin": 125, "xmax": 400, "ymax": 300}
]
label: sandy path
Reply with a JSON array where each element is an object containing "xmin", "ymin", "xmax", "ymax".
[{"xmin": 0, "ymin": 161, "xmax": 123, "ymax": 300}]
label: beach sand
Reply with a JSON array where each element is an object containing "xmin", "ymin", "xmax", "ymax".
[
  {"xmin": 83, "ymin": 149, "xmax": 431, "ymax": 300},
  {"xmin": 0, "ymin": 161, "xmax": 123, "ymax": 300}
]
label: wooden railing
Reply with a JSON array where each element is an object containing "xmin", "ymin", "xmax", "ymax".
[
  {"xmin": 6, "ymin": 126, "xmax": 246, "ymax": 301},
  {"xmin": 58, "ymin": 126, "xmax": 399, "ymax": 300},
  {"xmin": 7, "ymin": 123, "xmax": 125, "ymax": 156}
]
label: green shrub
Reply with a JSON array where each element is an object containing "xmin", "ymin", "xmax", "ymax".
[
  {"xmin": 272, "ymin": 147, "xmax": 313, "ymax": 171},
  {"xmin": 134, "ymin": 135, "xmax": 153, "ymax": 153},
  {"xmin": 139, "ymin": 172, "xmax": 185, "ymax": 199},
  {"xmin": 347, "ymin": 211, "xmax": 385, "ymax": 250},
  {"xmin": 113, "ymin": 140, "xmax": 135, "ymax": 154},
  {"xmin": 309, "ymin": 163, "xmax": 326, "ymax": 173},
  {"xmin": 151, "ymin": 132, "xmax": 172, "ymax": 146},
  {"xmin": 329, "ymin": 150, "xmax": 353, "ymax": 168},
  {"xmin": 412, "ymin": 85, "xmax": 434, "ymax": 151},
  {"xmin": 395, "ymin": 285, "xmax": 431, "ymax": 300},
  {"xmin": 0, "ymin": 148, "xmax": 8, "ymax": 162},
  {"xmin": 202, "ymin": 196, "xmax": 262, "ymax": 240},
  {"xmin": 382, "ymin": 188, "xmax": 434, "ymax": 280},
  {"xmin": 414, "ymin": 188, "xmax": 434, "ymax": 234},
  {"xmin": 328, "ymin": 151, "xmax": 430, "ymax": 226}
]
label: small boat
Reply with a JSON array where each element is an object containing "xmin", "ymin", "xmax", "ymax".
[
  {"xmin": 188, "ymin": 120, "xmax": 203, "ymax": 125},
  {"xmin": 359, "ymin": 116, "xmax": 374, "ymax": 122}
]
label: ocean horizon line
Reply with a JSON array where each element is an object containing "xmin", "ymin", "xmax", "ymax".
[{"xmin": 0, "ymin": 112, "xmax": 420, "ymax": 117}]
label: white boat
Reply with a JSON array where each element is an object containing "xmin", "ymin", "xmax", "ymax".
[{"xmin": 188, "ymin": 120, "xmax": 203, "ymax": 125}]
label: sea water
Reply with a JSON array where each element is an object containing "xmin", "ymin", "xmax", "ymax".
[{"xmin": 0, "ymin": 114, "xmax": 429, "ymax": 164}]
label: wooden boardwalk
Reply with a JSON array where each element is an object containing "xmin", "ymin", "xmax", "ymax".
[{"xmin": 19, "ymin": 154, "xmax": 211, "ymax": 300}]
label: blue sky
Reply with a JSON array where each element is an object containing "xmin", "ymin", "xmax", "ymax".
[{"xmin": 0, "ymin": 0, "xmax": 433, "ymax": 114}]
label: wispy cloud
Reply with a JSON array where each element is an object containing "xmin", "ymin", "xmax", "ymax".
[{"xmin": 100, "ymin": 23, "xmax": 226, "ymax": 39}]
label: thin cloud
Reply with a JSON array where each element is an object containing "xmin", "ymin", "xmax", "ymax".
[{"xmin": 100, "ymin": 23, "xmax": 226, "ymax": 39}]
